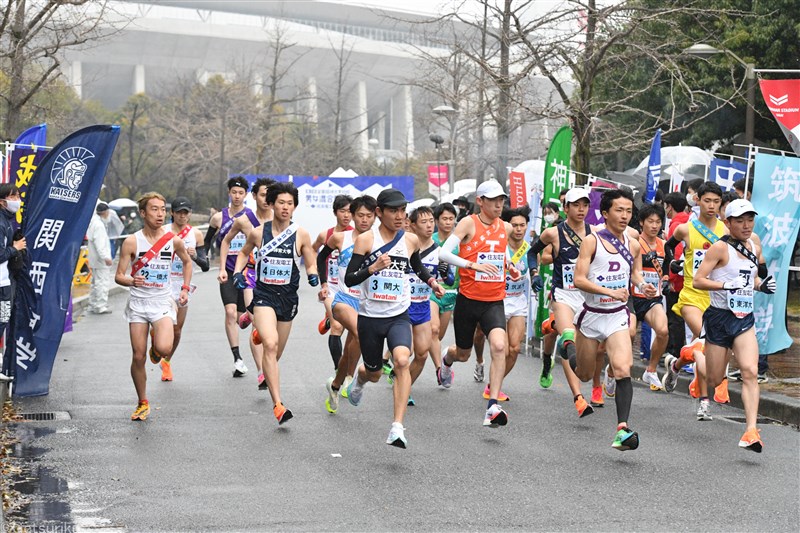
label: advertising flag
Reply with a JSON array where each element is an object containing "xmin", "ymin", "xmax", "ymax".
[
  {"xmin": 759, "ymin": 79, "xmax": 800, "ymax": 156},
  {"xmin": 536, "ymin": 126, "xmax": 573, "ymax": 336},
  {"xmin": 9, "ymin": 146, "xmax": 48, "ymax": 225},
  {"xmin": 8, "ymin": 125, "xmax": 120, "ymax": 396},
  {"xmin": 708, "ymin": 158, "xmax": 746, "ymax": 191},
  {"xmin": 2, "ymin": 123, "xmax": 46, "ymax": 184},
  {"xmin": 645, "ymin": 129, "xmax": 661, "ymax": 203},
  {"xmin": 427, "ymin": 165, "xmax": 448, "ymax": 198},
  {"xmin": 751, "ymin": 153, "xmax": 800, "ymax": 354},
  {"xmin": 508, "ymin": 170, "xmax": 527, "ymax": 208}
]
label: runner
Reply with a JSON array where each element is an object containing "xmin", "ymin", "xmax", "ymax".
[
  {"xmin": 572, "ymin": 188, "xmax": 657, "ymax": 450},
  {"xmin": 437, "ymin": 180, "xmax": 521, "ymax": 427},
  {"xmin": 218, "ymin": 177, "xmax": 274, "ymax": 388},
  {"xmin": 663, "ymin": 181, "xmax": 728, "ymax": 420},
  {"xmin": 429, "ymin": 203, "xmax": 460, "ymax": 381},
  {"xmin": 159, "ymin": 196, "xmax": 210, "ymax": 382},
  {"xmin": 529, "ymin": 188, "xmax": 596, "ymax": 416},
  {"xmin": 631, "ymin": 204, "xmax": 671, "ymax": 391},
  {"xmin": 233, "ymin": 181, "xmax": 319, "ymax": 425},
  {"xmin": 115, "ymin": 192, "xmax": 193, "ymax": 421},
  {"xmin": 343, "ymin": 189, "xmax": 444, "ymax": 447},
  {"xmin": 312, "ymin": 195, "xmax": 353, "ymax": 371},
  {"xmin": 317, "ymin": 195, "xmax": 377, "ymax": 414},
  {"xmin": 208, "ymin": 176, "xmax": 254, "ymax": 377},
  {"xmin": 692, "ymin": 199, "xmax": 774, "ymax": 452}
]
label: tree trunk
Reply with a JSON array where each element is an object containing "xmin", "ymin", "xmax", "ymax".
[
  {"xmin": 5, "ymin": 0, "xmax": 27, "ymax": 139},
  {"xmin": 495, "ymin": 0, "xmax": 512, "ymax": 183}
]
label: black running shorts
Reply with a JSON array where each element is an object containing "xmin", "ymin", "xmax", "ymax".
[
  {"xmin": 219, "ymin": 269, "xmax": 246, "ymax": 313},
  {"xmin": 453, "ymin": 293, "xmax": 506, "ymax": 350},
  {"xmin": 632, "ymin": 297, "xmax": 663, "ymax": 323},
  {"xmin": 252, "ymin": 290, "xmax": 299, "ymax": 322},
  {"xmin": 702, "ymin": 306, "xmax": 754, "ymax": 349},
  {"xmin": 357, "ymin": 312, "xmax": 412, "ymax": 372}
]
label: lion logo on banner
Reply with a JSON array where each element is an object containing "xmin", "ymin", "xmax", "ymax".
[{"xmin": 51, "ymin": 146, "xmax": 95, "ymax": 191}]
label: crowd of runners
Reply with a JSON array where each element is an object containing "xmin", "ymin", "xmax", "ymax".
[{"xmin": 113, "ymin": 176, "xmax": 774, "ymax": 453}]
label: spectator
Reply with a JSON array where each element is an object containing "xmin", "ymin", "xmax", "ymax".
[
  {"xmin": 663, "ymin": 191, "xmax": 689, "ymax": 358},
  {"xmin": 99, "ymin": 204, "xmax": 124, "ymax": 258},
  {"xmin": 123, "ymin": 211, "xmax": 143, "ymax": 235},
  {"xmin": 87, "ymin": 204, "xmax": 114, "ymax": 314},
  {"xmin": 453, "ymin": 196, "xmax": 471, "ymax": 222},
  {"xmin": 0, "ymin": 184, "xmax": 26, "ymax": 373},
  {"xmin": 733, "ymin": 177, "xmax": 753, "ymax": 200}
]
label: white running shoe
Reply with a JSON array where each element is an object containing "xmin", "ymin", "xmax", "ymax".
[
  {"xmin": 473, "ymin": 363, "xmax": 485, "ymax": 382},
  {"xmin": 386, "ymin": 422, "xmax": 407, "ymax": 448},
  {"xmin": 325, "ymin": 377, "xmax": 339, "ymax": 414},
  {"xmin": 662, "ymin": 354, "xmax": 678, "ymax": 393},
  {"xmin": 642, "ymin": 370, "xmax": 664, "ymax": 391},
  {"xmin": 603, "ymin": 364, "xmax": 616, "ymax": 397},
  {"xmin": 340, "ymin": 375, "xmax": 353, "ymax": 398},
  {"xmin": 233, "ymin": 359, "xmax": 248, "ymax": 377},
  {"xmin": 696, "ymin": 398, "xmax": 713, "ymax": 421},
  {"xmin": 483, "ymin": 404, "xmax": 508, "ymax": 427}
]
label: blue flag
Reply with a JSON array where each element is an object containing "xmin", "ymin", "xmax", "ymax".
[
  {"xmin": 645, "ymin": 129, "xmax": 661, "ymax": 203},
  {"xmin": 14, "ymin": 123, "xmax": 47, "ymax": 148},
  {"xmin": 7, "ymin": 125, "xmax": 120, "ymax": 396},
  {"xmin": 708, "ymin": 158, "xmax": 746, "ymax": 191}
]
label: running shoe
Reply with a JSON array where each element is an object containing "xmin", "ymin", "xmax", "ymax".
[
  {"xmin": 473, "ymin": 363, "xmax": 485, "ymax": 382},
  {"xmin": 258, "ymin": 372, "xmax": 268, "ymax": 390},
  {"xmin": 714, "ymin": 379, "xmax": 730, "ymax": 404},
  {"xmin": 340, "ymin": 375, "xmax": 353, "ymax": 398},
  {"xmin": 539, "ymin": 354, "xmax": 554, "ymax": 388},
  {"xmin": 757, "ymin": 373, "xmax": 769, "ymax": 384},
  {"xmin": 274, "ymin": 403, "xmax": 293, "ymax": 425},
  {"xmin": 642, "ymin": 370, "xmax": 663, "ymax": 391},
  {"xmin": 482, "ymin": 385, "xmax": 509, "ymax": 402},
  {"xmin": 131, "ymin": 400, "xmax": 150, "ymax": 421},
  {"xmin": 574, "ymin": 395, "xmax": 594, "ymax": 418},
  {"xmin": 728, "ymin": 368, "xmax": 743, "ymax": 381},
  {"xmin": 438, "ymin": 363, "xmax": 453, "ymax": 388},
  {"xmin": 541, "ymin": 314, "xmax": 555, "ymax": 335},
  {"xmin": 346, "ymin": 377, "xmax": 363, "ymax": 406},
  {"xmin": 160, "ymin": 359, "xmax": 173, "ymax": 382},
  {"xmin": 325, "ymin": 376, "xmax": 339, "ymax": 414},
  {"xmin": 386, "ymin": 422, "xmax": 407, "ymax": 448},
  {"xmin": 148, "ymin": 345, "xmax": 162, "ymax": 365},
  {"xmin": 738, "ymin": 427, "xmax": 763, "ymax": 453},
  {"xmin": 382, "ymin": 362, "xmax": 393, "ymax": 376},
  {"xmin": 611, "ymin": 426, "xmax": 639, "ymax": 451},
  {"xmin": 662, "ymin": 354, "xmax": 678, "ymax": 393},
  {"xmin": 251, "ymin": 328, "xmax": 262, "ymax": 346},
  {"xmin": 233, "ymin": 359, "xmax": 248, "ymax": 378},
  {"xmin": 386, "ymin": 369, "xmax": 394, "ymax": 385},
  {"xmin": 689, "ymin": 376, "xmax": 699, "ymax": 399},
  {"xmin": 696, "ymin": 398, "xmax": 713, "ymax": 421},
  {"xmin": 603, "ymin": 365, "xmax": 616, "ymax": 397},
  {"xmin": 683, "ymin": 364, "xmax": 695, "ymax": 374},
  {"xmin": 680, "ymin": 339, "xmax": 704, "ymax": 363},
  {"xmin": 590, "ymin": 386, "xmax": 604, "ymax": 407},
  {"xmin": 318, "ymin": 315, "xmax": 330, "ymax": 335},
  {"xmin": 238, "ymin": 313, "xmax": 252, "ymax": 329},
  {"xmin": 483, "ymin": 404, "xmax": 508, "ymax": 427},
  {"xmin": 407, "ymin": 396, "xmax": 415, "ymax": 406}
]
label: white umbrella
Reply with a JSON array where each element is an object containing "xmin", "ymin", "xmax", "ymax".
[{"xmin": 108, "ymin": 198, "xmax": 137, "ymax": 209}]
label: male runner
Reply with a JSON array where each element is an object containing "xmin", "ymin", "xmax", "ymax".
[
  {"xmin": 530, "ymin": 188, "xmax": 596, "ymax": 416},
  {"xmin": 693, "ymin": 199, "xmax": 774, "ymax": 452},
  {"xmin": 663, "ymin": 181, "xmax": 728, "ymax": 420},
  {"xmin": 115, "ymin": 192, "xmax": 192, "ymax": 421},
  {"xmin": 233, "ymin": 182, "xmax": 319, "ymax": 425},
  {"xmin": 317, "ymin": 195, "xmax": 377, "ymax": 414},
  {"xmin": 208, "ymin": 176, "xmax": 254, "ymax": 377},
  {"xmin": 343, "ymin": 189, "xmax": 444, "ymax": 448},
  {"xmin": 429, "ymin": 203, "xmax": 460, "ymax": 380},
  {"xmin": 313, "ymin": 195, "xmax": 353, "ymax": 370},
  {"xmin": 219, "ymin": 177, "xmax": 274, "ymax": 388},
  {"xmin": 159, "ymin": 197, "xmax": 209, "ymax": 382},
  {"xmin": 437, "ymin": 180, "xmax": 521, "ymax": 427},
  {"xmin": 572, "ymin": 188, "xmax": 656, "ymax": 450},
  {"xmin": 631, "ymin": 204, "xmax": 671, "ymax": 391}
]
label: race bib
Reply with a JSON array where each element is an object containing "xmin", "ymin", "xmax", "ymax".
[
  {"xmin": 409, "ymin": 275, "xmax": 432, "ymax": 302},
  {"xmin": 475, "ymin": 252, "xmax": 504, "ymax": 283},
  {"xmin": 366, "ymin": 270, "xmax": 404, "ymax": 301},
  {"xmin": 170, "ymin": 257, "xmax": 184, "ymax": 279},
  {"xmin": 692, "ymin": 249, "xmax": 706, "ymax": 274},
  {"xmin": 562, "ymin": 264, "xmax": 576, "ymax": 290},
  {"xmin": 141, "ymin": 262, "xmax": 170, "ymax": 289},
  {"xmin": 229, "ymin": 233, "xmax": 246, "ymax": 255},
  {"xmin": 505, "ymin": 277, "xmax": 527, "ymax": 298},
  {"xmin": 328, "ymin": 258, "xmax": 339, "ymax": 286},
  {"xmin": 259, "ymin": 257, "xmax": 292, "ymax": 285},
  {"xmin": 727, "ymin": 286, "xmax": 754, "ymax": 319},
  {"xmin": 633, "ymin": 270, "xmax": 661, "ymax": 298},
  {"xmin": 598, "ymin": 276, "xmax": 628, "ymax": 304}
]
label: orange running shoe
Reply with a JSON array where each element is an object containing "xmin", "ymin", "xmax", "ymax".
[
  {"xmin": 738, "ymin": 427, "xmax": 763, "ymax": 453},
  {"xmin": 131, "ymin": 400, "xmax": 150, "ymax": 421},
  {"xmin": 160, "ymin": 359, "xmax": 173, "ymax": 382},
  {"xmin": 714, "ymin": 378, "xmax": 730, "ymax": 404},
  {"xmin": 575, "ymin": 395, "xmax": 594, "ymax": 418},
  {"xmin": 541, "ymin": 314, "xmax": 556, "ymax": 335},
  {"xmin": 149, "ymin": 345, "xmax": 162, "ymax": 365},
  {"xmin": 590, "ymin": 386, "xmax": 605, "ymax": 407},
  {"xmin": 251, "ymin": 328, "xmax": 262, "ymax": 345},
  {"xmin": 689, "ymin": 376, "xmax": 699, "ymax": 398},
  {"xmin": 318, "ymin": 315, "xmax": 331, "ymax": 335},
  {"xmin": 679, "ymin": 339, "xmax": 704, "ymax": 364},
  {"xmin": 482, "ymin": 385, "xmax": 510, "ymax": 401},
  {"xmin": 273, "ymin": 403, "xmax": 294, "ymax": 425}
]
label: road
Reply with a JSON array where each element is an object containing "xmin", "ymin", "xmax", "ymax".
[{"xmin": 9, "ymin": 268, "xmax": 800, "ymax": 531}]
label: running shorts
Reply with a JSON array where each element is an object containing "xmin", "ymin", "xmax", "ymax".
[
  {"xmin": 551, "ymin": 287, "xmax": 584, "ymax": 315},
  {"xmin": 632, "ymin": 297, "xmax": 662, "ymax": 323},
  {"xmin": 219, "ymin": 269, "xmax": 246, "ymax": 313},
  {"xmin": 332, "ymin": 291, "xmax": 359, "ymax": 313},
  {"xmin": 431, "ymin": 291, "xmax": 457, "ymax": 313},
  {"xmin": 672, "ymin": 286, "xmax": 710, "ymax": 318},
  {"xmin": 124, "ymin": 297, "xmax": 177, "ymax": 325},
  {"xmin": 409, "ymin": 301, "xmax": 431, "ymax": 326},
  {"xmin": 453, "ymin": 293, "xmax": 506, "ymax": 350},
  {"xmin": 357, "ymin": 311, "xmax": 412, "ymax": 372},
  {"xmin": 252, "ymin": 290, "xmax": 299, "ymax": 322},
  {"xmin": 575, "ymin": 303, "xmax": 630, "ymax": 342},
  {"xmin": 702, "ymin": 306, "xmax": 754, "ymax": 349},
  {"xmin": 504, "ymin": 293, "xmax": 528, "ymax": 320}
]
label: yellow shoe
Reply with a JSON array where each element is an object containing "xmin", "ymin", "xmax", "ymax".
[{"xmin": 131, "ymin": 400, "xmax": 150, "ymax": 421}]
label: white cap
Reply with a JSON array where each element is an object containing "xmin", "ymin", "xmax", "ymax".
[
  {"xmin": 564, "ymin": 187, "xmax": 590, "ymax": 204},
  {"xmin": 725, "ymin": 199, "xmax": 758, "ymax": 218},
  {"xmin": 476, "ymin": 180, "xmax": 508, "ymax": 199}
]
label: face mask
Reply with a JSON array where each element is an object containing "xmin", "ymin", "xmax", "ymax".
[
  {"xmin": 686, "ymin": 193, "xmax": 697, "ymax": 208},
  {"xmin": 4, "ymin": 200, "xmax": 20, "ymax": 213},
  {"xmin": 544, "ymin": 214, "xmax": 557, "ymax": 225}
]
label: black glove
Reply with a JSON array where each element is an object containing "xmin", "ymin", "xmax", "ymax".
[
  {"xmin": 531, "ymin": 275, "xmax": 543, "ymax": 293},
  {"xmin": 232, "ymin": 272, "xmax": 247, "ymax": 290},
  {"xmin": 758, "ymin": 275, "xmax": 776, "ymax": 295},
  {"xmin": 669, "ymin": 259, "xmax": 684, "ymax": 274},
  {"xmin": 661, "ymin": 278, "xmax": 670, "ymax": 294}
]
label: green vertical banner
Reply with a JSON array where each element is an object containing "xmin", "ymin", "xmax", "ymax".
[{"xmin": 535, "ymin": 126, "xmax": 573, "ymax": 336}]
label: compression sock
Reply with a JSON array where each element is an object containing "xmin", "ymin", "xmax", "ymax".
[
  {"xmin": 231, "ymin": 346, "xmax": 241, "ymax": 362},
  {"xmin": 566, "ymin": 342, "xmax": 577, "ymax": 372},
  {"xmin": 328, "ymin": 335, "xmax": 343, "ymax": 370},
  {"xmin": 541, "ymin": 352, "xmax": 552, "ymax": 375},
  {"xmin": 487, "ymin": 399, "xmax": 498, "ymax": 409},
  {"xmin": 615, "ymin": 377, "xmax": 633, "ymax": 425}
]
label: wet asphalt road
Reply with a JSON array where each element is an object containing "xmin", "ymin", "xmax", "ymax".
[{"xmin": 10, "ymin": 268, "xmax": 800, "ymax": 531}]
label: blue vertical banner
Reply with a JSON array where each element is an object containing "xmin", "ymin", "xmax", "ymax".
[
  {"xmin": 645, "ymin": 129, "xmax": 661, "ymax": 204},
  {"xmin": 708, "ymin": 157, "xmax": 746, "ymax": 191},
  {"xmin": 8, "ymin": 123, "xmax": 48, "ymax": 224},
  {"xmin": 14, "ymin": 123, "xmax": 47, "ymax": 148},
  {"xmin": 751, "ymin": 153, "xmax": 800, "ymax": 354},
  {"xmin": 9, "ymin": 125, "xmax": 120, "ymax": 396}
]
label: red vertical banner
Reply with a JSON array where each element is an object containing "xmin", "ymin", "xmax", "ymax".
[
  {"xmin": 508, "ymin": 170, "xmax": 527, "ymax": 208},
  {"xmin": 427, "ymin": 164, "xmax": 449, "ymax": 198},
  {"xmin": 759, "ymin": 78, "xmax": 800, "ymax": 157}
]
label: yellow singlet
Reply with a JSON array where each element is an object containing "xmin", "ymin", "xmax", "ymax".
[{"xmin": 672, "ymin": 218, "xmax": 726, "ymax": 317}]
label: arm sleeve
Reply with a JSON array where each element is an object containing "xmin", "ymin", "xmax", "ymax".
[
  {"xmin": 204, "ymin": 225, "xmax": 218, "ymax": 250},
  {"xmin": 316, "ymin": 245, "xmax": 335, "ymax": 284},
  {"xmin": 410, "ymin": 250, "xmax": 433, "ymax": 284},
  {"xmin": 529, "ymin": 236, "xmax": 548, "ymax": 257},
  {"xmin": 527, "ymin": 246, "xmax": 538, "ymax": 272},
  {"xmin": 344, "ymin": 253, "xmax": 372, "ymax": 287},
  {"xmin": 437, "ymin": 234, "xmax": 469, "ymax": 268},
  {"xmin": 758, "ymin": 262, "xmax": 768, "ymax": 278},
  {"xmin": 663, "ymin": 246, "xmax": 673, "ymax": 269},
  {"xmin": 193, "ymin": 246, "xmax": 210, "ymax": 272},
  {"xmin": 665, "ymin": 236, "xmax": 680, "ymax": 255}
]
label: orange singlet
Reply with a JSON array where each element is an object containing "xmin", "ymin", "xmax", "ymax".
[{"xmin": 458, "ymin": 214, "xmax": 508, "ymax": 302}]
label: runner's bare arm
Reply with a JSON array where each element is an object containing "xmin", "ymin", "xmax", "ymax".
[
  {"xmin": 298, "ymin": 228, "xmax": 319, "ymax": 278},
  {"xmin": 114, "ymin": 235, "xmax": 140, "ymax": 287},
  {"xmin": 312, "ymin": 229, "xmax": 327, "ymax": 251},
  {"xmin": 218, "ymin": 216, "xmax": 245, "ymax": 271}
]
